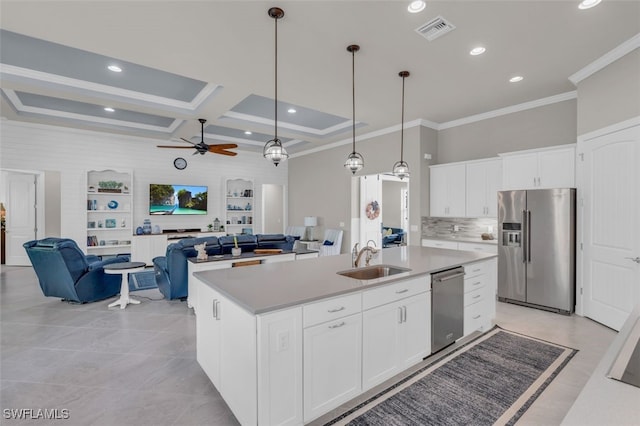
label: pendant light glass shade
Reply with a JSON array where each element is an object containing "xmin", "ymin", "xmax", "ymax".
[
  {"xmin": 393, "ymin": 71, "xmax": 410, "ymax": 179},
  {"xmin": 264, "ymin": 7, "xmax": 289, "ymax": 166},
  {"xmin": 344, "ymin": 44, "xmax": 364, "ymax": 174}
]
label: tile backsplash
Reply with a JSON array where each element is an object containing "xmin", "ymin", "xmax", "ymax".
[{"xmin": 422, "ymin": 217, "xmax": 498, "ymax": 240}]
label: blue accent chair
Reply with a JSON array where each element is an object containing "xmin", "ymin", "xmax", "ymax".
[
  {"xmin": 218, "ymin": 235, "xmax": 258, "ymax": 254},
  {"xmin": 256, "ymin": 234, "xmax": 295, "ymax": 251},
  {"xmin": 23, "ymin": 238, "xmax": 129, "ymax": 303},
  {"xmin": 153, "ymin": 236, "xmax": 222, "ymax": 300}
]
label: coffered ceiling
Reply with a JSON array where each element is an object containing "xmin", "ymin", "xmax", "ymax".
[{"xmin": 1, "ymin": 1, "xmax": 639, "ymax": 156}]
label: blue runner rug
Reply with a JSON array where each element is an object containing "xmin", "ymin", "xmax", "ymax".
[{"xmin": 328, "ymin": 328, "xmax": 577, "ymax": 426}]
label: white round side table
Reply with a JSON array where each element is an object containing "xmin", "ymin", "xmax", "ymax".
[{"xmin": 104, "ymin": 261, "xmax": 146, "ymax": 309}]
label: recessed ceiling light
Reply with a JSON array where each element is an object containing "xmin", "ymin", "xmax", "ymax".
[
  {"xmin": 287, "ymin": 108, "xmax": 296, "ymax": 114},
  {"xmin": 244, "ymin": 131, "xmax": 252, "ymax": 135},
  {"xmin": 509, "ymin": 76, "xmax": 524, "ymax": 83},
  {"xmin": 407, "ymin": 1, "xmax": 426, "ymax": 13},
  {"xmin": 104, "ymin": 107, "xmax": 115, "ymax": 112},
  {"xmin": 470, "ymin": 46, "xmax": 486, "ymax": 56},
  {"xmin": 107, "ymin": 65, "xmax": 122, "ymax": 73},
  {"xmin": 578, "ymin": 0, "xmax": 602, "ymax": 10}
]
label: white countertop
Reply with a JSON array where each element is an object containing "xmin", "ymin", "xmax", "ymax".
[
  {"xmin": 562, "ymin": 304, "xmax": 640, "ymax": 425},
  {"xmin": 193, "ymin": 246, "xmax": 495, "ymax": 315}
]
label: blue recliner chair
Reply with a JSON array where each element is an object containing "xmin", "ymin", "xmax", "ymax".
[
  {"xmin": 256, "ymin": 234, "xmax": 295, "ymax": 250},
  {"xmin": 153, "ymin": 236, "xmax": 222, "ymax": 300},
  {"xmin": 23, "ymin": 238, "xmax": 129, "ymax": 303}
]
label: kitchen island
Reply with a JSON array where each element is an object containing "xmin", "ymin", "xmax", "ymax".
[{"xmin": 193, "ymin": 246, "xmax": 496, "ymax": 425}]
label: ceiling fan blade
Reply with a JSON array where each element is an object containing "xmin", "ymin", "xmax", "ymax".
[
  {"xmin": 209, "ymin": 143, "xmax": 238, "ymax": 150},
  {"xmin": 157, "ymin": 145, "xmax": 196, "ymax": 149},
  {"xmin": 180, "ymin": 137, "xmax": 199, "ymax": 146},
  {"xmin": 211, "ymin": 149, "xmax": 238, "ymax": 156}
]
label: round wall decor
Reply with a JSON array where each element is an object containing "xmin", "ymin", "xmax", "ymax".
[
  {"xmin": 365, "ymin": 200, "xmax": 380, "ymax": 220},
  {"xmin": 173, "ymin": 157, "xmax": 187, "ymax": 170}
]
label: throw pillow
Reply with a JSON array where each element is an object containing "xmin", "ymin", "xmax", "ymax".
[
  {"xmin": 323, "ymin": 240, "xmax": 334, "ymax": 246},
  {"xmin": 384, "ymin": 228, "xmax": 393, "ymax": 236}
]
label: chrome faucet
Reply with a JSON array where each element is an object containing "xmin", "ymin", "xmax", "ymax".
[{"xmin": 354, "ymin": 240, "xmax": 379, "ymax": 267}]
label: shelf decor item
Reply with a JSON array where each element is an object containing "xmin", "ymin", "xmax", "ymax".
[
  {"xmin": 105, "ymin": 219, "xmax": 117, "ymax": 228},
  {"xmin": 98, "ymin": 181, "xmax": 123, "ymax": 193},
  {"xmin": 107, "ymin": 200, "xmax": 119, "ymax": 209}
]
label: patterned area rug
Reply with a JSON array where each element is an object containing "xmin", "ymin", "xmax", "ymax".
[
  {"xmin": 128, "ymin": 269, "xmax": 157, "ymax": 291},
  {"xmin": 328, "ymin": 328, "xmax": 577, "ymax": 426}
]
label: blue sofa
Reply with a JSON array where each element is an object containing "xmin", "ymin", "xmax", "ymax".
[
  {"xmin": 382, "ymin": 226, "xmax": 406, "ymax": 248},
  {"xmin": 152, "ymin": 234, "xmax": 295, "ymax": 300},
  {"xmin": 23, "ymin": 237, "xmax": 129, "ymax": 303}
]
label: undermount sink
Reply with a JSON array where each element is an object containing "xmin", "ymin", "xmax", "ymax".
[{"xmin": 337, "ymin": 264, "xmax": 411, "ymax": 280}]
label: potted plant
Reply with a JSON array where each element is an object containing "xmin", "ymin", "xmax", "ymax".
[{"xmin": 207, "ymin": 223, "xmax": 213, "ymax": 232}]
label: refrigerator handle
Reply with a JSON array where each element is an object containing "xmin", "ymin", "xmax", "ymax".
[
  {"xmin": 522, "ymin": 209, "xmax": 527, "ymax": 263},
  {"xmin": 527, "ymin": 210, "xmax": 532, "ymax": 263}
]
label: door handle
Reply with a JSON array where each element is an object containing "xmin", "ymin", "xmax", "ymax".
[
  {"xmin": 527, "ymin": 210, "xmax": 532, "ymax": 263},
  {"xmin": 625, "ymin": 257, "xmax": 640, "ymax": 264},
  {"xmin": 522, "ymin": 210, "xmax": 527, "ymax": 263}
]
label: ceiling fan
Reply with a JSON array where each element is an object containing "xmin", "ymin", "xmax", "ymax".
[{"xmin": 158, "ymin": 118, "xmax": 238, "ymax": 156}]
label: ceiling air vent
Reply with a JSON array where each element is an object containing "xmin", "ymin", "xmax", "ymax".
[{"xmin": 415, "ymin": 16, "xmax": 456, "ymax": 41}]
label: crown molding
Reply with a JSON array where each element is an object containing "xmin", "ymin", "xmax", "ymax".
[
  {"xmin": 221, "ymin": 110, "xmax": 356, "ymax": 137},
  {"xmin": 438, "ymin": 91, "xmax": 577, "ymax": 130},
  {"xmin": 569, "ymin": 33, "xmax": 640, "ymax": 85}
]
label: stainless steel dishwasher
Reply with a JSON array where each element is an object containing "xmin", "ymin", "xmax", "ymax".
[{"xmin": 431, "ymin": 267, "xmax": 465, "ymax": 353}]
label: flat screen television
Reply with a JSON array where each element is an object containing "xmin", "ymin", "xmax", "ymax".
[{"xmin": 149, "ymin": 184, "xmax": 208, "ymax": 215}]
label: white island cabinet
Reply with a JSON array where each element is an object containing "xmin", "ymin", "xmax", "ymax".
[{"xmin": 193, "ymin": 246, "xmax": 496, "ymax": 425}]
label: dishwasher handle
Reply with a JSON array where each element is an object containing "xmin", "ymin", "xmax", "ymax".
[{"xmin": 433, "ymin": 268, "xmax": 465, "ymax": 283}]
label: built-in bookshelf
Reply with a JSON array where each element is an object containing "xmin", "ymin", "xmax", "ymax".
[
  {"xmin": 86, "ymin": 169, "xmax": 133, "ymax": 256},
  {"xmin": 225, "ymin": 178, "xmax": 253, "ymax": 235}
]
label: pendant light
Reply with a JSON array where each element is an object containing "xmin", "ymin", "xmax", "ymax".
[
  {"xmin": 344, "ymin": 44, "xmax": 364, "ymax": 174},
  {"xmin": 392, "ymin": 71, "xmax": 410, "ymax": 180},
  {"xmin": 263, "ymin": 7, "xmax": 289, "ymax": 166}
]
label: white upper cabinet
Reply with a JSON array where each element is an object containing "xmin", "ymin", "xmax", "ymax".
[
  {"xmin": 501, "ymin": 145, "xmax": 575, "ymax": 190},
  {"xmin": 465, "ymin": 159, "xmax": 502, "ymax": 217},
  {"xmin": 430, "ymin": 163, "xmax": 466, "ymax": 217}
]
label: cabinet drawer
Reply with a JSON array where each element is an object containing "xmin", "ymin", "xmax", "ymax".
[
  {"xmin": 457, "ymin": 242, "xmax": 498, "ymax": 255},
  {"xmin": 363, "ymin": 276, "xmax": 429, "ymax": 311},
  {"xmin": 303, "ymin": 293, "xmax": 362, "ymax": 328},
  {"xmin": 464, "ymin": 286, "xmax": 485, "ymax": 307},
  {"xmin": 464, "ymin": 273, "xmax": 487, "ymax": 293},
  {"xmin": 464, "ymin": 260, "xmax": 490, "ymax": 278},
  {"xmin": 464, "ymin": 299, "xmax": 488, "ymax": 335},
  {"xmin": 421, "ymin": 239, "xmax": 458, "ymax": 250}
]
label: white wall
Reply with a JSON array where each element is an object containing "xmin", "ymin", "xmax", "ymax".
[{"xmin": 0, "ymin": 120, "xmax": 288, "ymax": 247}]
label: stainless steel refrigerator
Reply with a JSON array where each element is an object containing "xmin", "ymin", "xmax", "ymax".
[{"xmin": 497, "ymin": 188, "xmax": 576, "ymax": 314}]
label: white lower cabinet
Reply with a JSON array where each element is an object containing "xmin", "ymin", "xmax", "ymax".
[
  {"xmin": 303, "ymin": 313, "xmax": 362, "ymax": 423},
  {"xmin": 462, "ymin": 258, "xmax": 496, "ymax": 336},
  {"xmin": 362, "ymin": 291, "xmax": 431, "ymax": 391}
]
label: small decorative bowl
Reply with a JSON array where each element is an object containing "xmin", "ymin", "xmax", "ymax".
[{"xmin": 107, "ymin": 200, "xmax": 119, "ymax": 209}]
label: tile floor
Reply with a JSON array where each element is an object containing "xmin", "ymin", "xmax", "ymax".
[{"xmin": 0, "ymin": 265, "xmax": 616, "ymax": 425}]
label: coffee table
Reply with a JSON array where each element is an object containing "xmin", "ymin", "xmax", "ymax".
[{"xmin": 105, "ymin": 261, "xmax": 146, "ymax": 309}]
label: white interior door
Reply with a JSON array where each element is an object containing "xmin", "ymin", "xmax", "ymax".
[
  {"xmin": 579, "ymin": 124, "xmax": 640, "ymax": 331},
  {"xmin": 359, "ymin": 175, "xmax": 382, "ymax": 248},
  {"xmin": 5, "ymin": 172, "xmax": 37, "ymax": 265},
  {"xmin": 261, "ymin": 184, "xmax": 284, "ymax": 234}
]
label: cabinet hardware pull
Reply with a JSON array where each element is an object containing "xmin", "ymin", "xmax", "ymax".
[
  {"xmin": 402, "ymin": 306, "xmax": 407, "ymax": 323},
  {"xmin": 212, "ymin": 299, "xmax": 217, "ymax": 319},
  {"xmin": 329, "ymin": 321, "xmax": 346, "ymax": 329},
  {"xmin": 473, "ymin": 281, "xmax": 482, "ymax": 286},
  {"xmin": 398, "ymin": 307, "xmax": 403, "ymax": 324},
  {"xmin": 327, "ymin": 306, "xmax": 345, "ymax": 313},
  {"xmin": 472, "ymin": 268, "xmax": 481, "ymax": 272},
  {"xmin": 473, "ymin": 294, "xmax": 481, "ymax": 299},
  {"xmin": 396, "ymin": 289, "xmax": 409, "ymax": 294},
  {"xmin": 473, "ymin": 314, "xmax": 481, "ymax": 320}
]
